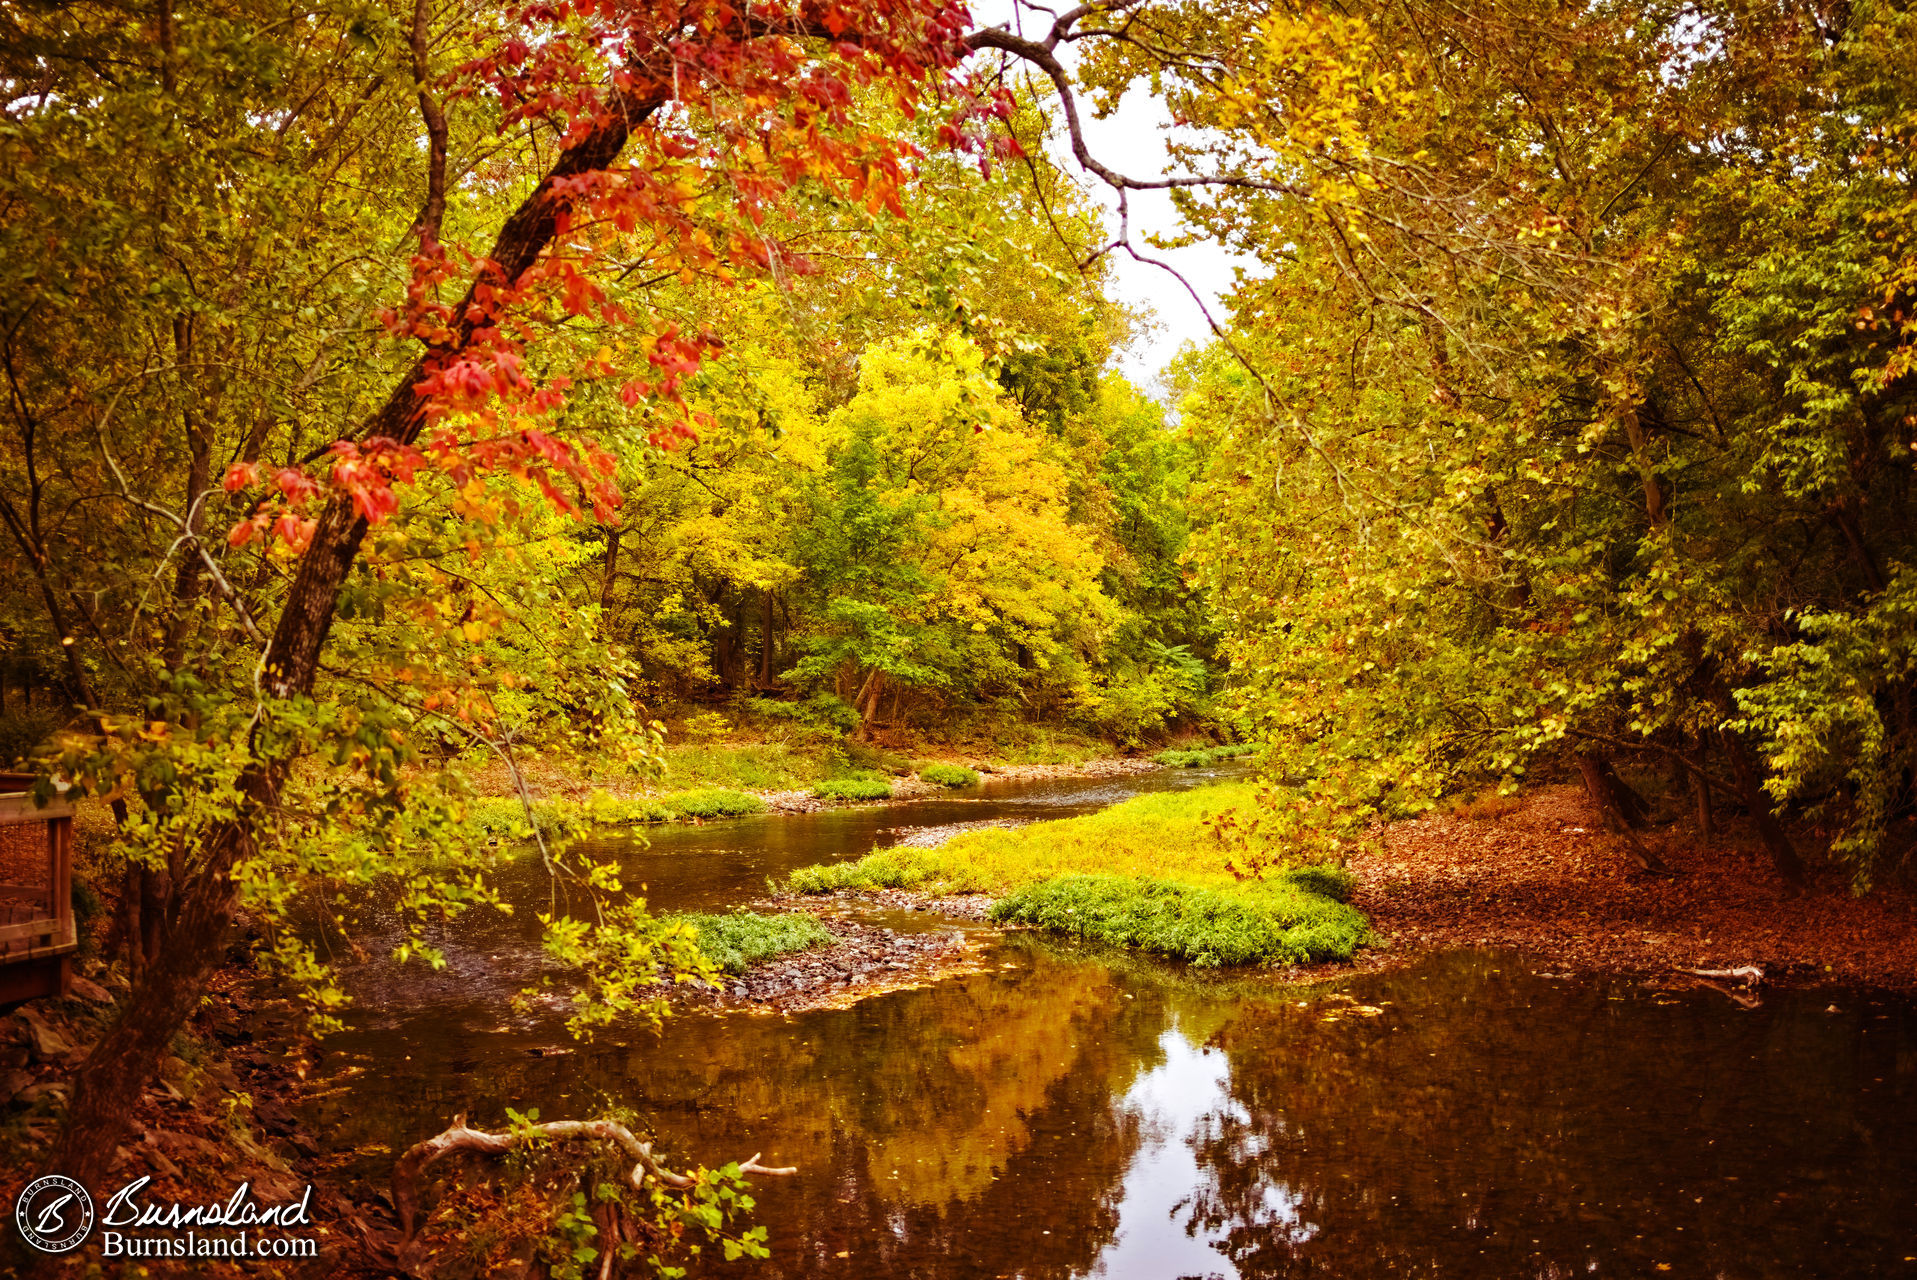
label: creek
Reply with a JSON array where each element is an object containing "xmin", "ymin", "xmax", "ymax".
[{"xmin": 301, "ymin": 767, "xmax": 1917, "ymax": 1278}]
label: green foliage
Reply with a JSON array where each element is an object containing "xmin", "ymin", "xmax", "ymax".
[
  {"xmin": 988, "ymin": 874, "xmax": 1365, "ymax": 967},
  {"xmin": 0, "ymin": 710, "xmax": 59, "ymax": 768},
  {"xmin": 660, "ymin": 790, "xmax": 767, "ymax": 820},
  {"xmin": 811, "ymin": 777, "xmax": 894, "ymax": 802},
  {"xmin": 467, "ymin": 788, "xmax": 764, "ymax": 838},
  {"xmin": 1152, "ymin": 743, "xmax": 1258, "ymax": 768},
  {"xmin": 675, "ymin": 910, "xmax": 833, "ymax": 974},
  {"xmin": 918, "ymin": 763, "xmax": 979, "ymax": 787},
  {"xmin": 1158, "ymin": 0, "xmax": 1917, "ymax": 885},
  {"xmin": 785, "ymin": 782, "xmax": 1365, "ymax": 965}
]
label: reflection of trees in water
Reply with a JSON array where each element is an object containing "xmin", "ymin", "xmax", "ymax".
[
  {"xmin": 1181, "ymin": 953, "xmax": 1917, "ymax": 1279},
  {"xmin": 650, "ymin": 945, "xmax": 1175, "ymax": 1278},
  {"xmin": 311, "ymin": 948, "xmax": 1916, "ymax": 1280}
]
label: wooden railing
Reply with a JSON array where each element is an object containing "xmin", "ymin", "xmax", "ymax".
[{"xmin": 0, "ymin": 781, "xmax": 77, "ymax": 1005}]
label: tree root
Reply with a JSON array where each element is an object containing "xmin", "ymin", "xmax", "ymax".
[{"xmin": 392, "ymin": 1113, "xmax": 795, "ymax": 1243}]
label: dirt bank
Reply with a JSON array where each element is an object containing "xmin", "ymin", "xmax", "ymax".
[{"xmin": 1353, "ymin": 783, "xmax": 1917, "ymax": 990}]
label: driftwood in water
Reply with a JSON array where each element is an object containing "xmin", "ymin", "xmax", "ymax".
[
  {"xmin": 1576, "ymin": 751, "xmax": 1670, "ymax": 874},
  {"xmin": 1686, "ymin": 964, "xmax": 1763, "ymax": 986},
  {"xmin": 392, "ymin": 1113, "xmax": 795, "ymax": 1242},
  {"xmin": 1681, "ymin": 964, "xmax": 1765, "ymax": 1009}
]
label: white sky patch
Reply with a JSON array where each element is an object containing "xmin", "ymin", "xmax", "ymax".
[{"xmin": 970, "ymin": 0, "xmax": 1251, "ymax": 391}]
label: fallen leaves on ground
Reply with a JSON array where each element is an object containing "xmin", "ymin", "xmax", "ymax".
[{"xmin": 1353, "ymin": 784, "xmax": 1917, "ymax": 989}]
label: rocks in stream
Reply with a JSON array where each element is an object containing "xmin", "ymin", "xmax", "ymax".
[{"xmin": 699, "ymin": 913, "xmax": 986, "ymax": 1012}]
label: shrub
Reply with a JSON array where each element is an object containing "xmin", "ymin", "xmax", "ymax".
[
  {"xmin": 747, "ymin": 694, "xmax": 861, "ymax": 735},
  {"xmin": 988, "ymin": 874, "xmax": 1366, "ymax": 967},
  {"xmin": 0, "ymin": 710, "xmax": 59, "ymax": 768},
  {"xmin": 659, "ymin": 789, "xmax": 767, "ymax": 820},
  {"xmin": 676, "ymin": 910, "xmax": 833, "ymax": 974},
  {"xmin": 1152, "ymin": 743, "xmax": 1260, "ymax": 768},
  {"xmin": 1448, "ymin": 787, "xmax": 1522, "ymax": 821},
  {"xmin": 1281, "ymin": 863, "xmax": 1355, "ymax": 903},
  {"xmin": 918, "ymin": 763, "xmax": 979, "ymax": 788},
  {"xmin": 812, "ymin": 777, "xmax": 893, "ymax": 802},
  {"xmin": 783, "ymin": 845, "xmax": 945, "ymax": 894},
  {"xmin": 678, "ymin": 710, "xmax": 733, "ymax": 742}
]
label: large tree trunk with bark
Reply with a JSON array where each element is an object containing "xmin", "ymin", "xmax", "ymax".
[
  {"xmin": 757, "ymin": 589, "xmax": 776, "ymax": 689},
  {"xmin": 47, "ymin": 834, "xmax": 241, "ymax": 1192}
]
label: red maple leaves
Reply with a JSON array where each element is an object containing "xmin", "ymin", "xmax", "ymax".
[{"xmin": 226, "ymin": 0, "xmax": 984, "ymax": 553}]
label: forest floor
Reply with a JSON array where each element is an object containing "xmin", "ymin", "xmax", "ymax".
[{"xmin": 1351, "ymin": 783, "xmax": 1917, "ymax": 990}]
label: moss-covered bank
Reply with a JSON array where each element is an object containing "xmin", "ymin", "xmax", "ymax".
[{"xmin": 784, "ymin": 783, "xmax": 1369, "ymax": 967}]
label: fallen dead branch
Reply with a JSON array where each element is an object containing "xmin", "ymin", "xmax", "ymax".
[
  {"xmin": 1685, "ymin": 964, "xmax": 1764, "ymax": 986},
  {"xmin": 392, "ymin": 1113, "xmax": 795, "ymax": 1242}
]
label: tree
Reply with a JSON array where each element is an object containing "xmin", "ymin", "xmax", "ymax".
[
  {"xmin": 1150, "ymin": 0, "xmax": 1917, "ymax": 882},
  {"xmin": 1, "ymin": 0, "xmax": 988, "ymax": 1195},
  {"xmin": 786, "ymin": 333, "xmax": 1116, "ymax": 735}
]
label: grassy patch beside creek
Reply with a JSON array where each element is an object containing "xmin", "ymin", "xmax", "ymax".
[
  {"xmin": 468, "ymin": 788, "xmax": 767, "ymax": 837},
  {"xmin": 812, "ymin": 776, "xmax": 895, "ymax": 802},
  {"xmin": 918, "ymin": 763, "xmax": 980, "ymax": 788},
  {"xmin": 674, "ymin": 910, "xmax": 833, "ymax": 974},
  {"xmin": 1152, "ymin": 742, "xmax": 1261, "ymax": 768},
  {"xmin": 783, "ymin": 783, "xmax": 1368, "ymax": 967}
]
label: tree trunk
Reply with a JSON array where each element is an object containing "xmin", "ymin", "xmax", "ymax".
[
  {"xmin": 1692, "ymin": 740, "xmax": 1714, "ymax": 844},
  {"xmin": 48, "ymin": 841, "xmax": 238, "ymax": 1194},
  {"xmin": 757, "ymin": 589, "xmax": 775, "ymax": 689},
  {"xmin": 47, "ymin": 80, "xmax": 669, "ymax": 1191},
  {"xmin": 852, "ymin": 668, "xmax": 883, "ymax": 741},
  {"xmin": 599, "ymin": 525, "xmax": 622, "ymax": 619},
  {"xmin": 120, "ymin": 861, "xmax": 143, "ymax": 979},
  {"xmin": 138, "ymin": 864, "xmax": 168, "ymax": 965},
  {"xmin": 1576, "ymin": 750, "xmax": 1669, "ymax": 873},
  {"xmin": 1722, "ymin": 729, "xmax": 1806, "ymax": 886}
]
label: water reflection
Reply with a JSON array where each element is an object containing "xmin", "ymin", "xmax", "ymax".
[
  {"xmin": 307, "ymin": 943, "xmax": 1916, "ymax": 1280},
  {"xmin": 303, "ymin": 763, "xmax": 1915, "ymax": 1279}
]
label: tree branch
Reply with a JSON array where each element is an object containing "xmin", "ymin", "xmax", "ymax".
[{"xmin": 392, "ymin": 1114, "xmax": 796, "ymax": 1242}]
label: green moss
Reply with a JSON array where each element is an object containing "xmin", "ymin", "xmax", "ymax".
[
  {"xmin": 812, "ymin": 777, "xmax": 894, "ymax": 802},
  {"xmin": 782, "ymin": 782, "xmax": 1367, "ymax": 967},
  {"xmin": 674, "ymin": 910, "xmax": 833, "ymax": 974},
  {"xmin": 918, "ymin": 763, "xmax": 980, "ymax": 788},
  {"xmin": 989, "ymin": 875, "xmax": 1365, "ymax": 966}
]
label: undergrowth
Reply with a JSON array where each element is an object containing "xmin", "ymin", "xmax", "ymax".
[
  {"xmin": 468, "ymin": 788, "xmax": 766, "ymax": 836},
  {"xmin": 812, "ymin": 777, "xmax": 893, "ymax": 802},
  {"xmin": 675, "ymin": 910, "xmax": 833, "ymax": 974},
  {"xmin": 989, "ymin": 874, "xmax": 1364, "ymax": 967},
  {"xmin": 1152, "ymin": 743, "xmax": 1260, "ymax": 768},
  {"xmin": 918, "ymin": 763, "xmax": 979, "ymax": 788}
]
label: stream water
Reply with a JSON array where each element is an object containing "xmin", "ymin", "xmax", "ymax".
[{"xmin": 303, "ymin": 767, "xmax": 1917, "ymax": 1279}]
